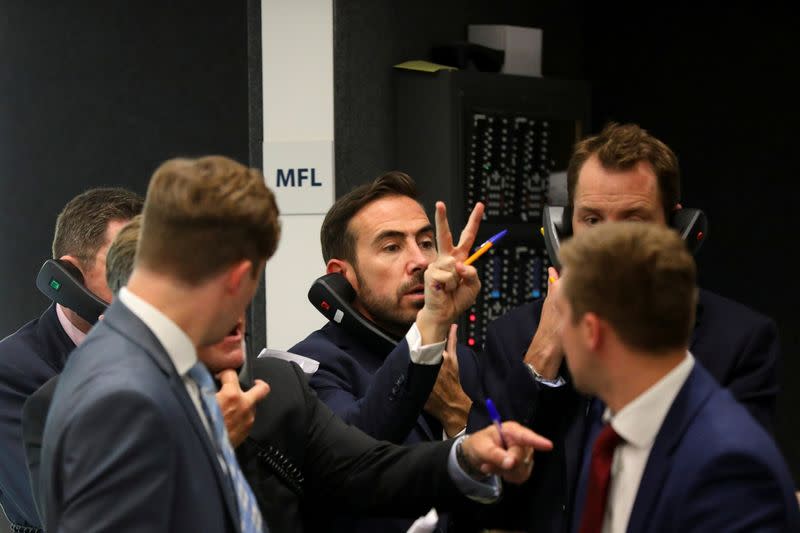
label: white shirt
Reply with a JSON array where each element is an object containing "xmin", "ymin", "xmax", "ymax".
[
  {"xmin": 56, "ymin": 303, "xmax": 88, "ymax": 347},
  {"xmin": 601, "ymin": 353, "xmax": 695, "ymax": 533},
  {"xmin": 404, "ymin": 322, "xmax": 446, "ymax": 365},
  {"xmin": 118, "ymin": 288, "xmax": 216, "ymax": 441}
]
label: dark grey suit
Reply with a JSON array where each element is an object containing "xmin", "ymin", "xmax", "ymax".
[{"xmin": 39, "ymin": 300, "xmax": 242, "ymax": 532}]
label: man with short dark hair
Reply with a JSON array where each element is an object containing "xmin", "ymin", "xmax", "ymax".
[
  {"xmin": 556, "ymin": 222, "xmax": 798, "ymax": 532},
  {"xmin": 0, "ymin": 187, "xmax": 142, "ymax": 532},
  {"xmin": 291, "ymin": 171, "xmax": 494, "ymax": 532}
]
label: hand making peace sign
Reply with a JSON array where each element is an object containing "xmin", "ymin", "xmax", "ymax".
[{"xmin": 416, "ymin": 201, "xmax": 485, "ymax": 344}]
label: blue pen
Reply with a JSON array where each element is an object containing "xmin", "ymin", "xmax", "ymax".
[{"xmin": 485, "ymin": 398, "xmax": 508, "ymax": 449}]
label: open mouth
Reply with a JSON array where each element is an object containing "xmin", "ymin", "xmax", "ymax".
[{"xmin": 224, "ymin": 318, "xmax": 243, "ymax": 342}]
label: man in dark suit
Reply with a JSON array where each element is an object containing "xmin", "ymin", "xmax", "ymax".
[
  {"xmin": 468, "ymin": 123, "xmax": 784, "ymax": 532},
  {"xmin": 555, "ymin": 221, "xmax": 798, "ymax": 532},
  {"xmin": 290, "ymin": 172, "xmax": 494, "ymax": 531},
  {"xmin": 22, "ymin": 215, "xmax": 271, "ymax": 520},
  {"xmin": 38, "ymin": 156, "xmax": 553, "ymax": 532},
  {"xmin": 0, "ymin": 188, "xmax": 142, "ymax": 532}
]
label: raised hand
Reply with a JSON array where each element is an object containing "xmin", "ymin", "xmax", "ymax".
[
  {"xmin": 417, "ymin": 201, "xmax": 484, "ymax": 344},
  {"xmin": 425, "ymin": 324, "xmax": 473, "ymax": 436},
  {"xmin": 523, "ymin": 266, "xmax": 564, "ymax": 380},
  {"xmin": 215, "ymin": 370, "xmax": 271, "ymax": 447}
]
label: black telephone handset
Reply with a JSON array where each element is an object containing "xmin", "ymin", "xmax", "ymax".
[
  {"xmin": 307, "ymin": 273, "xmax": 400, "ymax": 354},
  {"xmin": 36, "ymin": 259, "xmax": 109, "ymax": 325},
  {"xmin": 542, "ymin": 205, "xmax": 708, "ymax": 270}
]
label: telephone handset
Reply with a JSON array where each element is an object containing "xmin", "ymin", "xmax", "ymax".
[
  {"xmin": 36, "ymin": 259, "xmax": 108, "ymax": 325},
  {"xmin": 307, "ymin": 273, "xmax": 400, "ymax": 354},
  {"xmin": 542, "ymin": 205, "xmax": 708, "ymax": 270}
]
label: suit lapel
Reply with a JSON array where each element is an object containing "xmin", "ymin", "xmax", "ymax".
[
  {"xmin": 625, "ymin": 365, "xmax": 716, "ymax": 533},
  {"xmin": 103, "ymin": 301, "xmax": 241, "ymax": 531},
  {"xmin": 327, "ymin": 321, "xmax": 438, "ymax": 441}
]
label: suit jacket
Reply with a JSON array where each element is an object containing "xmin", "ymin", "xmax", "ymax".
[
  {"xmin": 25, "ymin": 349, "xmax": 465, "ymax": 533},
  {"xmin": 236, "ymin": 356, "xmax": 464, "ymax": 533},
  {"xmin": 468, "ymin": 288, "xmax": 782, "ymax": 533},
  {"xmin": 289, "ymin": 321, "xmax": 486, "ymax": 532},
  {"xmin": 574, "ymin": 363, "xmax": 799, "ymax": 532},
  {"xmin": 0, "ymin": 304, "xmax": 74, "ymax": 530},
  {"xmin": 39, "ymin": 300, "xmax": 242, "ymax": 533},
  {"xmin": 21, "ymin": 374, "xmax": 59, "ymax": 525}
]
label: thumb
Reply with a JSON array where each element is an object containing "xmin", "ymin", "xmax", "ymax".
[{"xmin": 244, "ymin": 379, "xmax": 270, "ymax": 404}]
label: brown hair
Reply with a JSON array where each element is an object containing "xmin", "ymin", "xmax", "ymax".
[
  {"xmin": 559, "ymin": 222, "xmax": 697, "ymax": 353},
  {"xmin": 52, "ymin": 187, "xmax": 143, "ymax": 267},
  {"xmin": 105, "ymin": 215, "xmax": 143, "ymax": 294},
  {"xmin": 321, "ymin": 171, "xmax": 419, "ymax": 264},
  {"xmin": 137, "ymin": 156, "xmax": 281, "ymax": 284},
  {"xmin": 567, "ymin": 123, "xmax": 680, "ymax": 219}
]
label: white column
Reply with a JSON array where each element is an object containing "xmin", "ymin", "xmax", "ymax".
[{"xmin": 261, "ymin": 0, "xmax": 333, "ymax": 349}]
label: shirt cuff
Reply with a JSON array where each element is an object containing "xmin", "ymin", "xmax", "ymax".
[
  {"xmin": 442, "ymin": 426, "xmax": 468, "ymax": 440},
  {"xmin": 406, "ymin": 322, "xmax": 446, "ymax": 365},
  {"xmin": 525, "ymin": 362, "xmax": 566, "ymax": 388},
  {"xmin": 446, "ymin": 436, "xmax": 502, "ymax": 503}
]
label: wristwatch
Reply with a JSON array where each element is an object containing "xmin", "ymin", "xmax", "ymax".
[
  {"xmin": 456, "ymin": 437, "xmax": 491, "ymax": 481},
  {"xmin": 525, "ymin": 362, "xmax": 566, "ymax": 387}
]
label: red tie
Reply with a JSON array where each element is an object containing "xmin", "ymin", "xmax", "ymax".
[{"xmin": 579, "ymin": 424, "xmax": 623, "ymax": 533}]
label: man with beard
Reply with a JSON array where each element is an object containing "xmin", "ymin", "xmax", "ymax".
[{"xmin": 291, "ymin": 171, "xmax": 490, "ymax": 532}]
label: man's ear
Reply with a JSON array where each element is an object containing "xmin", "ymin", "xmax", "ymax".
[
  {"xmin": 582, "ymin": 312, "xmax": 603, "ymax": 352},
  {"xmin": 59, "ymin": 255, "xmax": 86, "ymax": 277},
  {"xmin": 326, "ymin": 259, "xmax": 359, "ymax": 291},
  {"xmin": 225, "ymin": 260, "xmax": 253, "ymax": 294}
]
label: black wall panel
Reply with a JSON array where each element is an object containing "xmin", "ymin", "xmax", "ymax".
[{"xmin": 0, "ymin": 2, "xmax": 249, "ymax": 338}]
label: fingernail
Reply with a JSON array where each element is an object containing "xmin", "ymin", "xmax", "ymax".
[{"xmin": 502, "ymin": 455, "xmax": 513, "ymax": 469}]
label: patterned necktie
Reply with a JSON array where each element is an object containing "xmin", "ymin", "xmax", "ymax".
[
  {"xmin": 188, "ymin": 362, "xmax": 266, "ymax": 533},
  {"xmin": 578, "ymin": 423, "xmax": 623, "ymax": 533}
]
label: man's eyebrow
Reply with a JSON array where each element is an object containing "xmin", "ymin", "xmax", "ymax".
[
  {"xmin": 372, "ymin": 230, "xmax": 406, "ymax": 245},
  {"xmin": 416, "ymin": 224, "xmax": 434, "ymax": 237},
  {"xmin": 372, "ymin": 224, "xmax": 434, "ymax": 245}
]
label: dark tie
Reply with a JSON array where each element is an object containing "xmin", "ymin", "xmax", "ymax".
[
  {"xmin": 188, "ymin": 362, "xmax": 267, "ymax": 533},
  {"xmin": 578, "ymin": 423, "xmax": 623, "ymax": 533}
]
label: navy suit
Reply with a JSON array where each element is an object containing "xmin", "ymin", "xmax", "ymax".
[
  {"xmin": 290, "ymin": 321, "xmax": 486, "ymax": 532},
  {"xmin": 574, "ymin": 363, "xmax": 799, "ymax": 532},
  {"xmin": 40, "ymin": 300, "xmax": 243, "ymax": 532},
  {"xmin": 0, "ymin": 305, "xmax": 74, "ymax": 531},
  {"xmin": 468, "ymin": 288, "xmax": 782, "ymax": 532}
]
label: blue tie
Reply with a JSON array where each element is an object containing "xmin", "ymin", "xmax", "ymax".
[{"xmin": 188, "ymin": 362, "xmax": 266, "ymax": 533}]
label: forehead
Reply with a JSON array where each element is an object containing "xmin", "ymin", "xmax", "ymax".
[
  {"xmin": 349, "ymin": 195, "xmax": 430, "ymax": 243},
  {"xmin": 575, "ymin": 156, "xmax": 661, "ymax": 206}
]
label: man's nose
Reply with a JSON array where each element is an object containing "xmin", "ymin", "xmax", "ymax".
[{"xmin": 406, "ymin": 242, "xmax": 431, "ymax": 273}]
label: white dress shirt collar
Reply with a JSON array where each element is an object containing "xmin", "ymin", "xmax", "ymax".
[
  {"xmin": 600, "ymin": 352, "xmax": 695, "ymax": 533},
  {"xmin": 55, "ymin": 303, "xmax": 88, "ymax": 347},
  {"xmin": 604, "ymin": 352, "xmax": 695, "ymax": 449},
  {"xmin": 118, "ymin": 287, "xmax": 197, "ymax": 377}
]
